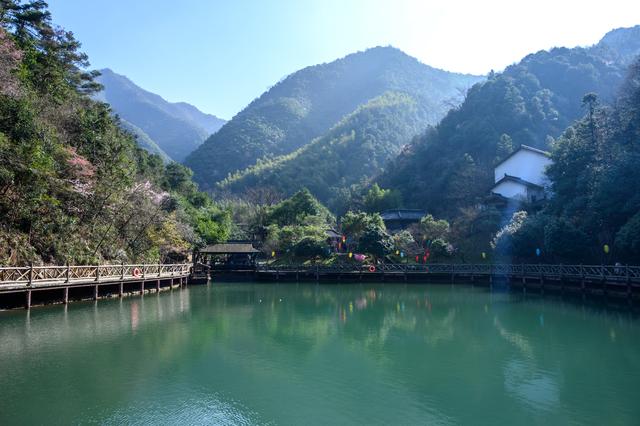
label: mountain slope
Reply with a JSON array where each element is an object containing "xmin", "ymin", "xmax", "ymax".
[
  {"xmin": 378, "ymin": 26, "xmax": 640, "ymax": 218},
  {"xmin": 219, "ymin": 92, "xmax": 427, "ymax": 208},
  {"xmin": 95, "ymin": 69, "xmax": 226, "ymax": 161},
  {"xmin": 185, "ymin": 46, "xmax": 482, "ymax": 188},
  {"xmin": 119, "ymin": 119, "xmax": 171, "ymax": 162}
]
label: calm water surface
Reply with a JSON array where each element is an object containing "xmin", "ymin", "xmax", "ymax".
[{"xmin": 0, "ymin": 283, "xmax": 639, "ymax": 425}]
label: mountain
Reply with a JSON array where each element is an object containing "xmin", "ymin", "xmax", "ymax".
[
  {"xmin": 593, "ymin": 25, "xmax": 640, "ymax": 65},
  {"xmin": 95, "ymin": 69, "xmax": 226, "ymax": 161},
  {"xmin": 185, "ymin": 46, "xmax": 483, "ymax": 188},
  {"xmin": 219, "ymin": 92, "xmax": 427, "ymax": 210},
  {"xmin": 378, "ymin": 26, "xmax": 640, "ymax": 218},
  {"xmin": 119, "ymin": 119, "xmax": 171, "ymax": 162},
  {"xmin": 0, "ymin": 1, "xmax": 230, "ymax": 265}
]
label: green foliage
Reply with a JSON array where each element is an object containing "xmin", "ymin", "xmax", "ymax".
[
  {"xmin": 449, "ymin": 206, "xmax": 502, "ymax": 262},
  {"xmin": 380, "ymin": 40, "xmax": 636, "ymax": 218},
  {"xmin": 341, "ymin": 211, "xmax": 385, "ymax": 241},
  {"xmin": 392, "ymin": 230, "xmax": 418, "ymax": 256},
  {"xmin": 266, "ymin": 189, "xmax": 333, "ymax": 227},
  {"xmin": 357, "ymin": 225, "xmax": 393, "ymax": 259},
  {"xmin": 363, "ymin": 184, "xmax": 403, "ymax": 213},
  {"xmin": 219, "ymin": 92, "xmax": 430, "ymax": 211},
  {"xmin": 186, "ymin": 47, "xmax": 481, "ymax": 189},
  {"xmin": 259, "ymin": 190, "xmax": 334, "ymax": 257},
  {"xmin": 293, "ymin": 237, "xmax": 329, "ymax": 258},
  {"xmin": 0, "ymin": 1, "xmax": 228, "ymax": 264},
  {"xmin": 615, "ymin": 213, "xmax": 640, "ymax": 262},
  {"xmin": 419, "ymin": 214, "xmax": 450, "ymax": 241}
]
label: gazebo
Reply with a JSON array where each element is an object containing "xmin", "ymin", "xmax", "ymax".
[{"xmin": 195, "ymin": 242, "xmax": 260, "ymax": 270}]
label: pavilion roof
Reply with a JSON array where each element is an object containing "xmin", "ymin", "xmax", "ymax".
[{"xmin": 199, "ymin": 243, "xmax": 260, "ymax": 254}]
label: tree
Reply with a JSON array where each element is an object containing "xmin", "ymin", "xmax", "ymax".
[
  {"xmin": 582, "ymin": 92, "xmax": 599, "ymax": 143},
  {"xmin": 357, "ymin": 225, "xmax": 393, "ymax": 260},
  {"xmin": 614, "ymin": 212, "xmax": 640, "ymax": 262},
  {"xmin": 267, "ymin": 189, "xmax": 333, "ymax": 227},
  {"xmin": 363, "ymin": 184, "xmax": 403, "ymax": 213},
  {"xmin": 341, "ymin": 211, "xmax": 385, "ymax": 242},
  {"xmin": 419, "ymin": 214, "xmax": 450, "ymax": 241}
]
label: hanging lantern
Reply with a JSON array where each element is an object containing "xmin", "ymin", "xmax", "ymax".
[
  {"xmin": 603, "ymin": 244, "xmax": 610, "ymax": 254},
  {"xmin": 395, "ymin": 250, "xmax": 400, "ymax": 255},
  {"xmin": 535, "ymin": 248, "xmax": 541, "ymax": 257},
  {"xmin": 481, "ymin": 252, "xmax": 486, "ymax": 259},
  {"xmin": 348, "ymin": 252, "xmax": 353, "ymax": 259},
  {"xmin": 271, "ymin": 251, "xmax": 276, "ymax": 257}
]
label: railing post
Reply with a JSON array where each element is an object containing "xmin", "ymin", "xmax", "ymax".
[
  {"xmin": 66, "ymin": 261, "xmax": 70, "ymax": 283},
  {"xmin": 142, "ymin": 264, "xmax": 146, "ymax": 279},
  {"xmin": 28, "ymin": 262, "xmax": 33, "ymax": 287},
  {"xmin": 121, "ymin": 261, "xmax": 125, "ymax": 280},
  {"xmin": 95, "ymin": 264, "xmax": 100, "ymax": 282}
]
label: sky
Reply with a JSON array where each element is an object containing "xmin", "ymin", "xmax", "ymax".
[{"xmin": 49, "ymin": 0, "xmax": 640, "ymax": 119}]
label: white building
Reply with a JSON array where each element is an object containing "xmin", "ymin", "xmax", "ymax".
[{"xmin": 491, "ymin": 145, "xmax": 552, "ymax": 203}]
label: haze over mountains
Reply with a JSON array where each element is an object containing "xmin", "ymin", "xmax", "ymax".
[
  {"xmin": 95, "ymin": 68, "xmax": 226, "ymax": 162},
  {"xmin": 184, "ymin": 46, "xmax": 483, "ymax": 188}
]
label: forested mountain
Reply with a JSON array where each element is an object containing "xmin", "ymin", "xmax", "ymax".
[
  {"xmin": 95, "ymin": 68, "xmax": 226, "ymax": 161},
  {"xmin": 0, "ymin": 1, "xmax": 229, "ymax": 265},
  {"xmin": 219, "ymin": 92, "xmax": 427, "ymax": 211},
  {"xmin": 493, "ymin": 58, "xmax": 640, "ymax": 263},
  {"xmin": 379, "ymin": 26, "xmax": 640, "ymax": 218},
  {"xmin": 185, "ymin": 46, "xmax": 482, "ymax": 188}
]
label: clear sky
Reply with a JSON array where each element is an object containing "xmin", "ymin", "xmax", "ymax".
[{"xmin": 49, "ymin": 0, "xmax": 640, "ymax": 119}]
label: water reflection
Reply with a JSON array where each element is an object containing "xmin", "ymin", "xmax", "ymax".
[{"xmin": 0, "ymin": 283, "xmax": 638, "ymax": 425}]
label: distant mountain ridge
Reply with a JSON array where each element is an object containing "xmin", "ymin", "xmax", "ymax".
[
  {"xmin": 95, "ymin": 69, "xmax": 226, "ymax": 161},
  {"xmin": 185, "ymin": 46, "xmax": 483, "ymax": 188}
]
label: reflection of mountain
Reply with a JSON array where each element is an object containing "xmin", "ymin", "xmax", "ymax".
[{"xmin": 2, "ymin": 284, "xmax": 639, "ymax": 425}]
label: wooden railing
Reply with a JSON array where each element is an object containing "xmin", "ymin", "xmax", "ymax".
[
  {"xmin": 256, "ymin": 263, "xmax": 640, "ymax": 282},
  {"xmin": 0, "ymin": 263, "xmax": 191, "ymax": 288}
]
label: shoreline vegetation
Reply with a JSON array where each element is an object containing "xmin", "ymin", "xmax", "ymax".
[{"xmin": 1, "ymin": 2, "xmax": 639, "ymax": 269}]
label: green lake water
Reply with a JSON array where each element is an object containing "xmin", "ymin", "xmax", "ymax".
[{"xmin": 0, "ymin": 283, "xmax": 639, "ymax": 425}]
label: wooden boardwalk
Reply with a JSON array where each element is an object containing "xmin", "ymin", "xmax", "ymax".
[
  {"xmin": 250, "ymin": 263, "xmax": 640, "ymax": 302},
  {"xmin": 0, "ymin": 263, "xmax": 191, "ymax": 309}
]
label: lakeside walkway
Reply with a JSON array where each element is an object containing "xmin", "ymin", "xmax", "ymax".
[
  {"xmin": 246, "ymin": 263, "xmax": 640, "ymax": 303},
  {"xmin": 0, "ymin": 263, "xmax": 191, "ymax": 309}
]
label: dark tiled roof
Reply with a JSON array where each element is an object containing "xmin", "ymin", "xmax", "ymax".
[
  {"xmin": 491, "ymin": 174, "xmax": 543, "ymax": 190},
  {"xmin": 494, "ymin": 144, "xmax": 551, "ymax": 168},
  {"xmin": 380, "ymin": 209, "xmax": 426, "ymax": 221},
  {"xmin": 199, "ymin": 243, "xmax": 260, "ymax": 254}
]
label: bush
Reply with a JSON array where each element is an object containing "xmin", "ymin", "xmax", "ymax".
[{"xmin": 294, "ymin": 237, "xmax": 329, "ymax": 258}]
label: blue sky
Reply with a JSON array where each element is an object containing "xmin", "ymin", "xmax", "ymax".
[{"xmin": 49, "ymin": 0, "xmax": 640, "ymax": 119}]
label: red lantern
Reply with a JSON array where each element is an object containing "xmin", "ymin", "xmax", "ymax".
[
  {"xmin": 415, "ymin": 255, "xmax": 419, "ymax": 262},
  {"xmin": 423, "ymin": 255, "xmax": 427, "ymax": 262},
  {"xmin": 342, "ymin": 235, "xmax": 346, "ymax": 243}
]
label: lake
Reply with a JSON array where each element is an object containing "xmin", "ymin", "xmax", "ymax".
[{"xmin": 0, "ymin": 283, "xmax": 638, "ymax": 425}]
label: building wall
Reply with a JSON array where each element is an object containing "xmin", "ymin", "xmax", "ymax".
[
  {"xmin": 494, "ymin": 150, "xmax": 552, "ymax": 185},
  {"xmin": 492, "ymin": 180, "xmax": 528, "ymax": 200}
]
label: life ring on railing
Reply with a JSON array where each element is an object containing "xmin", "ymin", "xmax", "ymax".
[
  {"xmin": 132, "ymin": 267, "xmax": 141, "ymax": 278},
  {"xmin": 368, "ymin": 265, "xmax": 376, "ymax": 273}
]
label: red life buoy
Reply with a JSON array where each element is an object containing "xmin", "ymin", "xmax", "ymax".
[
  {"xmin": 368, "ymin": 265, "xmax": 376, "ymax": 273},
  {"xmin": 132, "ymin": 267, "xmax": 141, "ymax": 278}
]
